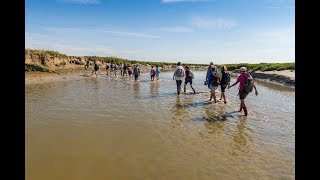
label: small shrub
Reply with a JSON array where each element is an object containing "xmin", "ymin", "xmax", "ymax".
[{"xmin": 25, "ymin": 63, "xmax": 52, "ymax": 72}]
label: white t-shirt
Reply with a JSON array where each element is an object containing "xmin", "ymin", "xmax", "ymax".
[{"xmin": 173, "ymin": 66, "xmax": 185, "ymax": 81}]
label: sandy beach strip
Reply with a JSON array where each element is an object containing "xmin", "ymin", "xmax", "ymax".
[{"xmin": 26, "ymin": 69, "xmax": 295, "ymax": 87}]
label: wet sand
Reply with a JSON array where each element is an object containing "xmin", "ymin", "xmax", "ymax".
[
  {"xmin": 25, "ymin": 70, "xmax": 91, "ymax": 85},
  {"xmin": 254, "ymin": 70, "xmax": 295, "ymax": 80},
  {"xmin": 251, "ymin": 70, "xmax": 295, "ymax": 87}
]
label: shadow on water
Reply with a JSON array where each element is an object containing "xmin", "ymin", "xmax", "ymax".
[
  {"xmin": 140, "ymin": 92, "xmax": 175, "ymax": 100},
  {"xmin": 175, "ymin": 101, "xmax": 212, "ymax": 109},
  {"xmin": 192, "ymin": 115, "xmax": 227, "ymax": 122}
]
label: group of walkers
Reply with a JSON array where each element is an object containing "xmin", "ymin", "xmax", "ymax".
[
  {"xmin": 88, "ymin": 59, "xmax": 259, "ymax": 116},
  {"xmin": 91, "ymin": 60, "xmax": 142, "ymax": 81},
  {"xmin": 173, "ymin": 61, "xmax": 259, "ymax": 116}
]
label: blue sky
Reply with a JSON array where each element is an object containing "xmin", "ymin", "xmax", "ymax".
[{"xmin": 26, "ymin": 0, "xmax": 295, "ymax": 64}]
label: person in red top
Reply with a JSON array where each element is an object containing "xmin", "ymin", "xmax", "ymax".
[{"xmin": 228, "ymin": 67, "xmax": 258, "ymax": 116}]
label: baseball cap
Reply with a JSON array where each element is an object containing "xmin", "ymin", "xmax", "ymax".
[{"xmin": 240, "ymin": 67, "xmax": 247, "ymax": 72}]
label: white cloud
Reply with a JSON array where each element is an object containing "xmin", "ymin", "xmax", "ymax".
[
  {"xmin": 44, "ymin": 27, "xmax": 160, "ymax": 38},
  {"xmin": 255, "ymin": 28, "xmax": 295, "ymax": 45},
  {"xmin": 265, "ymin": 0, "xmax": 294, "ymax": 8},
  {"xmin": 57, "ymin": 0, "xmax": 100, "ymax": 4},
  {"xmin": 161, "ymin": 0, "xmax": 209, "ymax": 3},
  {"xmin": 25, "ymin": 31, "xmax": 144, "ymax": 57},
  {"xmin": 191, "ymin": 17, "xmax": 237, "ymax": 29},
  {"xmin": 156, "ymin": 26, "xmax": 193, "ymax": 32},
  {"xmin": 267, "ymin": 6, "xmax": 281, "ymax": 9},
  {"xmin": 100, "ymin": 30, "xmax": 160, "ymax": 38}
]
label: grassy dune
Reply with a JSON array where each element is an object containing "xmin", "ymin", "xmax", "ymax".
[{"xmin": 25, "ymin": 49, "xmax": 294, "ymax": 72}]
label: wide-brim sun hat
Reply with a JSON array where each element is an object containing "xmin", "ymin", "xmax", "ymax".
[{"xmin": 240, "ymin": 67, "xmax": 247, "ymax": 72}]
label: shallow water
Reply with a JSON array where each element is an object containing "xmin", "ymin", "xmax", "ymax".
[{"xmin": 25, "ymin": 71, "xmax": 295, "ymax": 180}]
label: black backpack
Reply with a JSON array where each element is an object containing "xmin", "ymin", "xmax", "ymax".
[
  {"xmin": 133, "ymin": 66, "xmax": 139, "ymax": 74},
  {"xmin": 222, "ymin": 72, "xmax": 231, "ymax": 84},
  {"xmin": 94, "ymin": 63, "xmax": 99, "ymax": 70},
  {"xmin": 210, "ymin": 72, "xmax": 220, "ymax": 86},
  {"xmin": 243, "ymin": 74, "xmax": 254, "ymax": 92}
]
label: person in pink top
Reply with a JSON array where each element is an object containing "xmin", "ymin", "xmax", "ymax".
[{"xmin": 228, "ymin": 67, "xmax": 258, "ymax": 116}]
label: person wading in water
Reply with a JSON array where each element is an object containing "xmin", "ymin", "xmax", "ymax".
[{"xmin": 229, "ymin": 66, "xmax": 258, "ymax": 116}]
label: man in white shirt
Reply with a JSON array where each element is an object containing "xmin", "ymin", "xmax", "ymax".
[{"xmin": 173, "ymin": 61, "xmax": 185, "ymax": 95}]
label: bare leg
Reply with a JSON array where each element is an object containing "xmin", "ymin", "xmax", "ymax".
[
  {"xmin": 242, "ymin": 101, "xmax": 248, "ymax": 116},
  {"xmin": 190, "ymin": 84, "xmax": 195, "ymax": 94},
  {"xmin": 222, "ymin": 92, "xmax": 226, "ymax": 103},
  {"xmin": 239, "ymin": 99, "xmax": 244, "ymax": 112},
  {"xmin": 213, "ymin": 91, "xmax": 217, "ymax": 103}
]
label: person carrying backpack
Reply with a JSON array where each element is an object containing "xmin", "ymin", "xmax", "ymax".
[
  {"xmin": 123, "ymin": 63, "xmax": 128, "ymax": 77},
  {"xmin": 156, "ymin": 65, "xmax": 161, "ymax": 80},
  {"xmin": 219, "ymin": 65, "xmax": 231, "ymax": 104},
  {"xmin": 113, "ymin": 63, "xmax": 118, "ymax": 77},
  {"xmin": 85, "ymin": 59, "xmax": 90, "ymax": 70},
  {"xmin": 228, "ymin": 67, "xmax": 258, "ymax": 116},
  {"xmin": 205, "ymin": 61, "xmax": 217, "ymax": 85},
  {"xmin": 127, "ymin": 65, "xmax": 133, "ymax": 78},
  {"xmin": 207, "ymin": 66, "xmax": 220, "ymax": 103},
  {"xmin": 150, "ymin": 65, "xmax": 156, "ymax": 81},
  {"xmin": 184, "ymin": 66, "xmax": 196, "ymax": 94},
  {"xmin": 173, "ymin": 61, "xmax": 185, "ymax": 95},
  {"xmin": 105, "ymin": 63, "xmax": 110, "ymax": 76},
  {"xmin": 110, "ymin": 63, "xmax": 114, "ymax": 75},
  {"xmin": 92, "ymin": 60, "xmax": 99, "ymax": 77},
  {"xmin": 133, "ymin": 64, "xmax": 140, "ymax": 81}
]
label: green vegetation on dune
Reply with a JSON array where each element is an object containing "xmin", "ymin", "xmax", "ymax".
[
  {"xmin": 25, "ymin": 49, "xmax": 68, "ymax": 58},
  {"xmin": 223, "ymin": 62, "xmax": 295, "ymax": 72},
  {"xmin": 25, "ymin": 49, "xmax": 294, "ymax": 72},
  {"xmin": 25, "ymin": 63, "xmax": 54, "ymax": 73}
]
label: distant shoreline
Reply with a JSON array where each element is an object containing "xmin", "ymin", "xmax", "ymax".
[
  {"xmin": 25, "ymin": 69, "xmax": 295, "ymax": 88},
  {"xmin": 250, "ymin": 70, "xmax": 295, "ymax": 87}
]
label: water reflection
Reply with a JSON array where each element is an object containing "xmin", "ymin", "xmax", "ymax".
[
  {"xmin": 171, "ymin": 96, "xmax": 189, "ymax": 128},
  {"xmin": 149, "ymin": 81, "xmax": 159, "ymax": 97},
  {"xmin": 233, "ymin": 117, "xmax": 248, "ymax": 148},
  {"xmin": 133, "ymin": 81, "xmax": 140, "ymax": 98}
]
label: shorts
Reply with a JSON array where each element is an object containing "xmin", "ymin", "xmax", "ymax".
[
  {"xmin": 128, "ymin": 71, "xmax": 132, "ymax": 75},
  {"xmin": 239, "ymin": 90, "xmax": 249, "ymax": 99},
  {"xmin": 210, "ymin": 85, "xmax": 218, "ymax": 93},
  {"xmin": 151, "ymin": 75, "xmax": 155, "ymax": 78},
  {"xmin": 185, "ymin": 79, "xmax": 192, "ymax": 84},
  {"xmin": 220, "ymin": 84, "xmax": 228, "ymax": 92}
]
